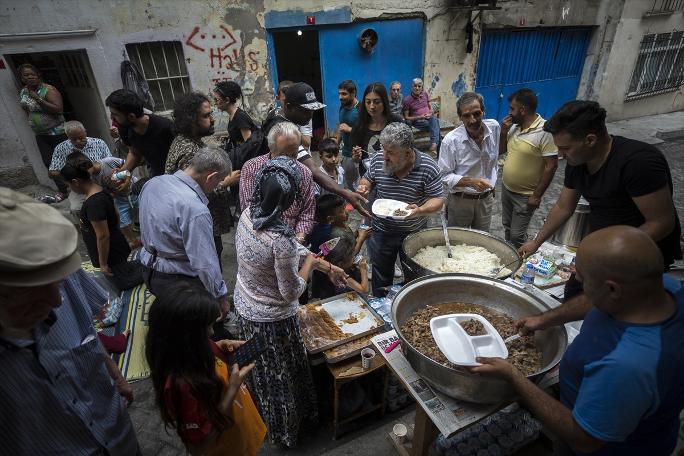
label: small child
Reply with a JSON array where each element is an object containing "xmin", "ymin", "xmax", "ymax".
[
  {"xmin": 311, "ymin": 229, "xmax": 369, "ymax": 299},
  {"xmin": 317, "ymin": 138, "xmax": 345, "ymax": 195},
  {"xmin": 307, "ymin": 194, "xmax": 371, "ymax": 255},
  {"xmin": 90, "ymin": 156, "xmax": 141, "ymax": 249}
]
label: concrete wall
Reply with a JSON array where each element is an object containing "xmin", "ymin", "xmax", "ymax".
[{"xmin": 590, "ymin": 0, "xmax": 684, "ymax": 120}]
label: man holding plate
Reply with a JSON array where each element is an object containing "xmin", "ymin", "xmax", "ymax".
[{"xmin": 356, "ymin": 122, "xmax": 444, "ymax": 296}]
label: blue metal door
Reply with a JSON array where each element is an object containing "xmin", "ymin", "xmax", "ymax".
[
  {"xmin": 475, "ymin": 28, "xmax": 591, "ymax": 121},
  {"xmin": 318, "ymin": 18, "xmax": 425, "ymax": 129}
]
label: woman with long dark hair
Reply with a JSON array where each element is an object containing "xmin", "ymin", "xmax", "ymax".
[
  {"xmin": 145, "ymin": 281, "xmax": 266, "ymax": 455},
  {"xmin": 350, "ymin": 82, "xmax": 403, "ymax": 176}
]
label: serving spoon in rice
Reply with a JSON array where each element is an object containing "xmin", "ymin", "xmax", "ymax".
[{"xmin": 439, "ymin": 211, "xmax": 453, "ymax": 258}]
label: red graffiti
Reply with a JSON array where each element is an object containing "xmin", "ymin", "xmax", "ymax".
[
  {"xmin": 248, "ymin": 51, "xmax": 259, "ymax": 72},
  {"xmin": 219, "ymin": 25, "xmax": 237, "ymax": 51},
  {"xmin": 212, "ymin": 76, "xmax": 233, "ymax": 84},
  {"xmin": 185, "ymin": 26, "xmax": 205, "ymax": 52}
]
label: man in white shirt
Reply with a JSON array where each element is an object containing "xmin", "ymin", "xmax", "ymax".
[{"xmin": 438, "ymin": 92, "xmax": 500, "ymax": 231}]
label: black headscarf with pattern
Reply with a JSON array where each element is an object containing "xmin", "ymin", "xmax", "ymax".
[{"xmin": 250, "ymin": 156, "xmax": 302, "ymax": 235}]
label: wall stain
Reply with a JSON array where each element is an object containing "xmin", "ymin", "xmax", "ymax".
[{"xmin": 451, "ymin": 73, "xmax": 466, "ymax": 98}]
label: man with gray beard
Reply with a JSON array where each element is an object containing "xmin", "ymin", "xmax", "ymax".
[{"xmin": 356, "ymin": 122, "xmax": 444, "ymax": 295}]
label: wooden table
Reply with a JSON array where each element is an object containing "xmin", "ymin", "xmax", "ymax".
[{"xmin": 327, "ymin": 354, "xmax": 389, "ymax": 439}]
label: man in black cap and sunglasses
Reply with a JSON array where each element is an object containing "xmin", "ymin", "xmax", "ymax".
[{"xmin": 263, "ymin": 82, "xmax": 371, "ymax": 217}]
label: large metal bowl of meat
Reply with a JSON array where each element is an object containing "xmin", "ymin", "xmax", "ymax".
[
  {"xmin": 400, "ymin": 227, "xmax": 522, "ymax": 282},
  {"xmin": 391, "ymin": 273, "xmax": 567, "ymax": 404}
]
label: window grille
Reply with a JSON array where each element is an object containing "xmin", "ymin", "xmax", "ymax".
[
  {"xmin": 125, "ymin": 41, "xmax": 191, "ymax": 112},
  {"xmin": 644, "ymin": 0, "xmax": 684, "ymax": 16},
  {"xmin": 626, "ymin": 31, "xmax": 684, "ymax": 101}
]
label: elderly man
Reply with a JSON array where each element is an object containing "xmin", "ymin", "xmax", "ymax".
[
  {"xmin": 499, "ymin": 88, "xmax": 558, "ymax": 247},
  {"xmin": 0, "ymin": 187, "xmax": 138, "ymax": 455},
  {"xmin": 240, "ymin": 121, "xmax": 316, "ymax": 243},
  {"xmin": 402, "ymin": 78, "xmax": 440, "ymax": 153},
  {"xmin": 519, "ymin": 101, "xmax": 681, "ymax": 301},
  {"xmin": 357, "ymin": 122, "xmax": 444, "ymax": 295},
  {"xmin": 473, "ymin": 226, "xmax": 684, "ymax": 455},
  {"xmin": 50, "ymin": 120, "xmax": 112, "ymax": 214},
  {"xmin": 139, "ymin": 147, "xmax": 231, "ymax": 314},
  {"xmin": 438, "ymin": 91, "xmax": 501, "ymax": 231},
  {"xmin": 388, "ymin": 81, "xmax": 404, "ymax": 119},
  {"xmin": 263, "ymin": 82, "xmax": 370, "ymax": 216},
  {"xmin": 165, "ymin": 92, "xmax": 238, "ymax": 266}
]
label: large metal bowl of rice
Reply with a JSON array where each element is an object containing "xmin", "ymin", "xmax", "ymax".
[{"xmin": 401, "ymin": 227, "xmax": 522, "ymax": 282}]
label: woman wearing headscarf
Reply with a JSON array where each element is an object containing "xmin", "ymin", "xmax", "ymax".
[{"xmin": 233, "ymin": 156, "xmax": 346, "ymax": 448}]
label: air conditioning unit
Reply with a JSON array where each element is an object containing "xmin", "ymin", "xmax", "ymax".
[{"xmin": 450, "ymin": 0, "xmax": 499, "ymax": 9}]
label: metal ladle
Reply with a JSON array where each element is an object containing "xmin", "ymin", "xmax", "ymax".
[
  {"xmin": 489, "ymin": 257, "xmax": 523, "ymax": 278},
  {"xmin": 440, "ymin": 211, "xmax": 453, "ymax": 258}
]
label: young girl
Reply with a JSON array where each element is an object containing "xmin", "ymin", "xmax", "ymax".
[
  {"xmin": 146, "ymin": 281, "xmax": 266, "ymax": 456},
  {"xmin": 60, "ymin": 152, "xmax": 142, "ymax": 291},
  {"xmin": 311, "ymin": 229, "xmax": 370, "ymax": 299}
]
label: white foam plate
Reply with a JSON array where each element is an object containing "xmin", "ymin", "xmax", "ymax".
[
  {"xmin": 372, "ymin": 198, "xmax": 412, "ymax": 220},
  {"xmin": 430, "ymin": 313, "xmax": 508, "ymax": 366}
]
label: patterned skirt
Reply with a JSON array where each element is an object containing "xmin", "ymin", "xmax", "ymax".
[{"xmin": 236, "ymin": 313, "xmax": 318, "ymax": 448}]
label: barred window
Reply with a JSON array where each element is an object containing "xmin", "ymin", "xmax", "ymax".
[
  {"xmin": 125, "ymin": 41, "xmax": 191, "ymax": 112},
  {"xmin": 626, "ymin": 31, "xmax": 684, "ymax": 101}
]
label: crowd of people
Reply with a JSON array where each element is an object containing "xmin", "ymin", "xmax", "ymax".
[{"xmin": 2, "ymin": 61, "xmax": 683, "ymax": 456}]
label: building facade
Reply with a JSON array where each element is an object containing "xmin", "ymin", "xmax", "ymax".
[{"xmin": 0, "ymin": 0, "xmax": 682, "ymax": 188}]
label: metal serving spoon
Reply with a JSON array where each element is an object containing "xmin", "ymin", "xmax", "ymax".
[{"xmin": 440, "ymin": 211, "xmax": 452, "ymax": 258}]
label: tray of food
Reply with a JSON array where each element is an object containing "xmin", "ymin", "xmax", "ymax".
[
  {"xmin": 372, "ymin": 198, "xmax": 412, "ymax": 220},
  {"xmin": 298, "ymin": 292, "xmax": 385, "ymax": 354}
]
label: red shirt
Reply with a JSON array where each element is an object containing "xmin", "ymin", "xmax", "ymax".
[{"xmin": 402, "ymin": 91, "xmax": 431, "ymax": 117}]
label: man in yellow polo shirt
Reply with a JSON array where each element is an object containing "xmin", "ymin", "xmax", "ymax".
[{"xmin": 499, "ymin": 89, "xmax": 558, "ymax": 247}]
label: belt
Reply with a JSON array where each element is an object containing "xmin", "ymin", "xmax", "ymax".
[{"xmin": 453, "ymin": 189, "xmax": 494, "ymax": 200}]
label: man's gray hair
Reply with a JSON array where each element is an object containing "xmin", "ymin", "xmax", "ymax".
[
  {"xmin": 412, "ymin": 78, "xmax": 423, "ymax": 85},
  {"xmin": 390, "ymin": 81, "xmax": 401, "ymax": 88},
  {"xmin": 187, "ymin": 146, "xmax": 232, "ymax": 176},
  {"xmin": 64, "ymin": 120, "xmax": 86, "ymax": 134},
  {"xmin": 457, "ymin": 91, "xmax": 485, "ymax": 116},
  {"xmin": 380, "ymin": 122, "xmax": 414, "ymax": 150},
  {"xmin": 267, "ymin": 121, "xmax": 302, "ymax": 152}
]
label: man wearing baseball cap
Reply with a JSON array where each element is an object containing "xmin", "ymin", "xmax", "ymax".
[
  {"xmin": 262, "ymin": 81, "xmax": 371, "ymax": 217},
  {"xmin": 0, "ymin": 187, "xmax": 139, "ymax": 455}
]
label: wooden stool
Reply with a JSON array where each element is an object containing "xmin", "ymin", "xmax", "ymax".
[{"xmin": 328, "ymin": 354, "xmax": 389, "ymax": 439}]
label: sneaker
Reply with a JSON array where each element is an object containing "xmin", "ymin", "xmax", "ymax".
[
  {"xmin": 394, "ymin": 264, "xmax": 403, "ymax": 278},
  {"xmin": 39, "ymin": 195, "xmax": 57, "ymax": 204}
]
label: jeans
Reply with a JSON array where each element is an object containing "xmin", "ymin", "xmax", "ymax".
[
  {"xmin": 501, "ymin": 187, "xmax": 536, "ymax": 248},
  {"xmin": 36, "ymin": 133, "xmax": 68, "ymax": 193},
  {"xmin": 366, "ymin": 229, "xmax": 410, "ymax": 296},
  {"xmin": 412, "ymin": 117, "xmax": 441, "ymax": 147}
]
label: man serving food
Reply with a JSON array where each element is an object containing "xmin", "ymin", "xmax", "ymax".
[
  {"xmin": 356, "ymin": 122, "xmax": 444, "ymax": 296},
  {"xmin": 472, "ymin": 226, "xmax": 684, "ymax": 456}
]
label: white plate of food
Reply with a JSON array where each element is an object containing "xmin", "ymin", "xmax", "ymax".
[
  {"xmin": 430, "ymin": 313, "xmax": 508, "ymax": 366},
  {"xmin": 372, "ymin": 198, "xmax": 412, "ymax": 220}
]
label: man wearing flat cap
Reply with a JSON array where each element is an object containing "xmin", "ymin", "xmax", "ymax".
[{"xmin": 0, "ymin": 187, "xmax": 139, "ymax": 455}]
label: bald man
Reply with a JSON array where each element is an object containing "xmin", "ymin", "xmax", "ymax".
[{"xmin": 471, "ymin": 226, "xmax": 684, "ymax": 455}]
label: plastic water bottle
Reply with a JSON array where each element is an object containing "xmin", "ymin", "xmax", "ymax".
[
  {"xmin": 521, "ymin": 263, "xmax": 536, "ymax": 285},
  {"xmin": 112, "ymin": 170, "xmax": 131, "ymax": 181}
]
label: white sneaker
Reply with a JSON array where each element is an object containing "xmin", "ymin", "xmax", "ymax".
[{"xmin": 394, "ymin": 264, "xmax": 403, "ymax": 278}]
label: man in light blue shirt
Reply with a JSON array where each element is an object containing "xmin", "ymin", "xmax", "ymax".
[{"xmin": 139, "ymin": 146, "xmax": 231, "ymax": 313}]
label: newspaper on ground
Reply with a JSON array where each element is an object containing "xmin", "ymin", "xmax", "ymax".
[{"xmin": 372, "ymin": 329, "xmax": 562, "ymax": 438}]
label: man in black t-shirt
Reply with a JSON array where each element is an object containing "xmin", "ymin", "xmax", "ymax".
[
  {"xmin": 519, "ymin": 100, "xmax": 681, "ymax": 301},
  {"xmin": 105, "ymin": 89, "xmax": 175, "ymax": 178}
]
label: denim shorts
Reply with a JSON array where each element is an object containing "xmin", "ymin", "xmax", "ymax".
[{"xmin": 114, "ymin": 194, "xmax": 139, "ymax": 227}]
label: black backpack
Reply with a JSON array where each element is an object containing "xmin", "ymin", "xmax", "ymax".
[{"xmin": 225, "ymin": 124, "xmax": 265, "ymax": 171}]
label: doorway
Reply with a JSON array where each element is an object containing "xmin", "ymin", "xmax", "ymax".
[
  {"xmin": 271, "ymin": 29, "xmax": 326, "ymax": 146},
  {"xmin": 7, "ymin": 50, "xmax": 111, "ymax": 144}
]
